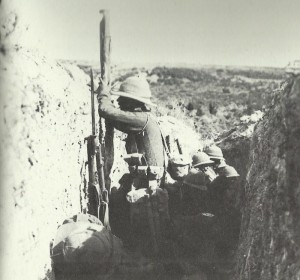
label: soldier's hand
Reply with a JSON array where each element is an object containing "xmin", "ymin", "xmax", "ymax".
[{"xmin": 99, "ymin": 77, "xmax": 111, "ymax": 94}]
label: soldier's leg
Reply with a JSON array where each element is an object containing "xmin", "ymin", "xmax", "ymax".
[{"xmin": 110, "ymin": 173, "xmax": 133, "ymax": 243}]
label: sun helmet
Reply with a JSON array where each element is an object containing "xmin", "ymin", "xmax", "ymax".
[
  {"xmin": 111, "ymin": 76, "xmax": 156, "ymax": 106},
  {"xmin": 220, "ymin": 165, "xmax": 240, "ymax": 177},
  {"xmin": 204, "ymin": 145, "xmax": 224, "ymax": 160},
  {"xmin": 192, "ymin": 152, "xmax": 214, "ymax": 168}
]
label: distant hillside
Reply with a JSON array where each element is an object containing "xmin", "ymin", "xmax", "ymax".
[{"xmin": 78, "ymin": 64, "xmax": 286, "ymax": 139}]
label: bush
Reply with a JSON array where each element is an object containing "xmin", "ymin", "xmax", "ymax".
[
  {"xmin": 209, "ymin": 102, "xmax": 218, "ymax": 115},
  {"xmin": 196, "ymin": 107, "xmax": 205, "ymax": 117},
  {"xmin": 222, "ymin": 87, "xmax": 230, "ymax": 94},
  {"xmin": 186, "ymin": 102, "xmax": 194, "ymax": 111}
]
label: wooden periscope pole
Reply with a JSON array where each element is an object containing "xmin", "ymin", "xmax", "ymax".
[{"xmin": 99, "ymin": 10, "xmax": 114, "ymax": 194}]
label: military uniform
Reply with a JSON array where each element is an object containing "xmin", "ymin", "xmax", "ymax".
[
  {"xmin": 98, "ymin": 77, "xmax": 169, "ymax": 255},
  {"xmin": 207, "ymin": 166, "xmax": 240, "ymax": 259},
  {"xmin": 99, "ymin": 90, "xmax": 165, "ymax": 168}
]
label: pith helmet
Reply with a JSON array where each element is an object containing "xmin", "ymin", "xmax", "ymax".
[
  {"xmin": 192, "ymin": 152, "xmax": 214, "ymax": 168},
  {"xmin": 204, "ymin": 145, "xmax": 224, "ymax": 160},
  {"xmin": 221, "ymin": 165, "xmax": 240, "ymax": 177},
  {"xmin": 111, "ymin": 76, "xmax": 156, "ymax": 106}
]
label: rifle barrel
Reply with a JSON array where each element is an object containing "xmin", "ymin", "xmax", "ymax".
[{"xmin": 90, "ymin": 69, "xmax": 96, "ymax": 135}]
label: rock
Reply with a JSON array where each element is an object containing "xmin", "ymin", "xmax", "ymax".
[{"xmin": 236, "ymin": 76, "xmax": 300, "ymax": 279}]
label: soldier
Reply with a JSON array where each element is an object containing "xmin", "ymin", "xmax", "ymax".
[
  {"xmin": 208, "ymin": 165, "xmax": 240, "ymax": 260},
  {"xmin": 98, "ymin": 75, "xmax": 169, "ymax": 255},
  {"xmin": 216, "ymin": 165, "xmax": 240, "ymax": 219},
  {"xmin": 208, "ymin": 165, "xmax": 240, "ymax": 215},
  {"xmin": 170, "ymin": 154, "xmax": 218, "ymax": 264},
  {"xmin": 165, "ymin": 154, "xmax": 191, "ymax": 215},
  {"xmin": 98, "ymin": 75, "xmax": 165, "ymax": 172},
  {"xmin": 191, "ymin": 151, "xmax": 218, "ymax": 183},
  {"xmin": 167, "ymin": 154, "xmax": 191, "ymax": 181},
  {"xmin": 180, "ymin": 152, "xmax": 216, "ymax": 215},
  {"xmin": 204, "ymin": 145, "xmax": 227, "ymax": 174}
]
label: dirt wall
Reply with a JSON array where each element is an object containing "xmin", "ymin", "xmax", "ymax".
[
  {"xmin": 236, "ymin": 76, "xmax": 300, "ymax": 279},
  {"xmin": 0, "ymin": 9, "xmax": 91, "ymax": 279}
]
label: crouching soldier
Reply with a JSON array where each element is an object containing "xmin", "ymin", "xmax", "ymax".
[
  {"xmin": 50, "ymin": 214, "xmax": 124, "ymax": 280},
  {"xmin": 190, "ymin": 152, "xmax": 218, "ymax": 183},
  {"xmin": 182, "ymin": 152, "xmax": 216, "ymax": 215},
  {"xmin": 98, "ymin": 75, "xmax": 170, "ymax": 256},
  {"xmin": 170, "ymin": 153, "xmax": 219, "ymax": 266},
  {"xmin": 204, "ymin": 145, "xmax": 227, "ymax": 175},
  {"xmin": 164, "ymin": 154, "xmax": 191, "ymax": 216},
  {"xmin": 208, "ymin": 165, "xmax": 240, "ymax": 260}
]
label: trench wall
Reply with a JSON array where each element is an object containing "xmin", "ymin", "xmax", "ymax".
[
  {"xmin": 0, "ymin": 9, "xmax": 91, "ymax": 278},
  {"xmin": 236, "ymin": 76, "xmax": 300, "ymax": 279}
]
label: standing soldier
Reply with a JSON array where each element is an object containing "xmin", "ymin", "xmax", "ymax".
[
  {"xmin": 98, "ymin": 75, "xmax": 165, "ymax": 170},
  {"xmin": 98, "ymin": 75, "xmax": 169, "ymax": 255}
]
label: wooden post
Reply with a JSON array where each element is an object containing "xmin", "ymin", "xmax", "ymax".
[
  {"xmin": 99, "ymin": 10, "xmax": 111, "ymax": 87},
  {"xmin": 99, "ymin": 10, "xmax": 114, "ymax": 194}
]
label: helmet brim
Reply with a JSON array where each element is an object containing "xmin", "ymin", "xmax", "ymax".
[
  {"xmin": 111, "ymin": 90, "xmax": 157, "ymax": 107},
  {"xmin": 192, "ymin": 160, "xmax": 214, "ymax": 168},
  {"xmin": 226, "ymin": 174, "xmax": 240, "ymax": 177},
  {"xmin": 209, "ymin": 156, "xmax": 224, "ymax": 160},
  {"xmin": 171, "ymin": 162, "xmax": 191, "ymax": 166}
]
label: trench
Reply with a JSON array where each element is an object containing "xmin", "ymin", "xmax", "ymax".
[
  {"xmin": 52, "ymin": 120, "xmax": 252, "ymax": 280},
  {"xmin": 3, "ymin": 9, "xmax": 297, "ymax": 277}
]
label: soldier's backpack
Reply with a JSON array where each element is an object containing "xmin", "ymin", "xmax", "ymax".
[{"xmin": 157, "ymin": 123, "xmax": 191, "ymax": 181}]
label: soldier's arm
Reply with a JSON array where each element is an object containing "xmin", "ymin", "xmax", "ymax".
[{"xmin": 97, "ymin": 87, "xmax": 148, "ymax": 133}]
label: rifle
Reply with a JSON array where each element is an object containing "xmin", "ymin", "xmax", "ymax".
[
  {"xmin": 99, "ymin": 9, "xmax": 114, "ymax": 194},
  {"xmin": 85, "ymin": 69, "xmax": 100, "ymax": 218},
  {"xmin": 97, "ymin": 9, "xmax": 111, "ymax": 229},
  {"xmin": 85, "ymin": 69, "xmax": 110, "ymax": 229},
  {"xmin": 96, "ymin": 117, "xmax": 110, "ymax": 228}
]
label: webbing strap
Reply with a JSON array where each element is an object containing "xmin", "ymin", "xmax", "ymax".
[
  {"xmin": 137, "ymin": 113, "xmax": 150, "ymax": 135},
  {"xmin": 129, "ymin": 113, "xmax": 149, "ymax": 155},
  {"xmin": 153, "ymin": 119, "xmax": 171, "ymax": 177},
  {"xmin": 160, "ymin": 129, "xmax": 171, "ymax": 159},
  {"xmin": 154, "ymin": 118, "xmax": 171, "ymax": 159}
]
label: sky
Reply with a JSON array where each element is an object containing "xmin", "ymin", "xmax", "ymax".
[{"xmin": 13, "ymin": 0, "xmax": 300, "ymax": 67}]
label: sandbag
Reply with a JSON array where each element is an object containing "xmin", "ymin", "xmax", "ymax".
[{"xmin": 51, "ymin": 214, "xmax": 124, "ymax": 276}]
